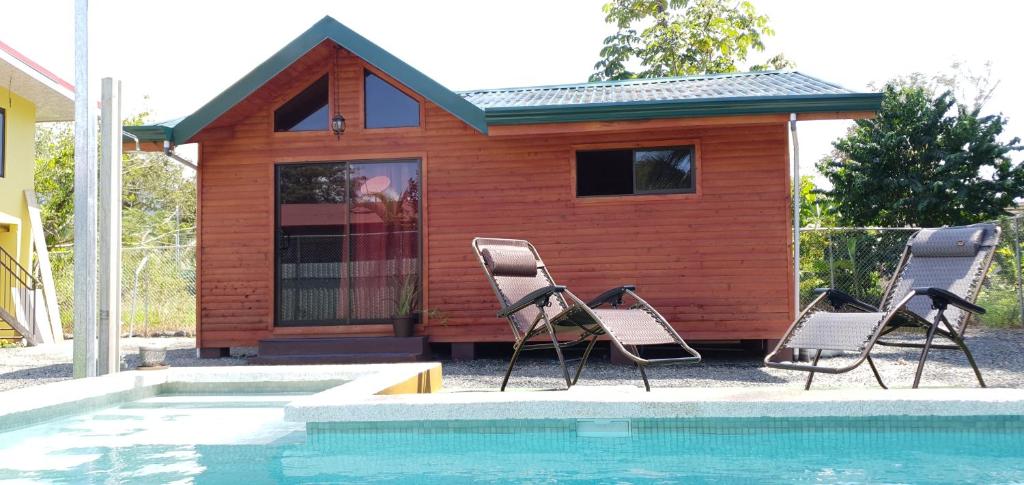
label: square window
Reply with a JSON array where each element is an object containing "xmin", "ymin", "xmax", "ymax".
[
  {"xmin": 576, "ymin": 145, "xmax": 695, "ymax": 197},
  {"xmin": 576, "ymin": 149, "xmax": 633, "ymax": 196},
  {"xmin": 633, "ymin": 148, "xmax": 695, "ymax": 194}
]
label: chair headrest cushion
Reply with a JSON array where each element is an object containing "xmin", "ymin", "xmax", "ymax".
[
  {"xmin": 910, "ymin": 227, "xmax": 984, "ymax": 257},
  {"xmin": 481, "ymin": 247, "xmax": 538, "ymax": 277}
]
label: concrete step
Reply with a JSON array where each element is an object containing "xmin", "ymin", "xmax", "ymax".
[
  {"xmin": 248, "ymin": 351, "xmax": 426, "ymax": 365},
  {"xmin": 252, "ymin": 336, "xmax": 431, "ymax": 365}
]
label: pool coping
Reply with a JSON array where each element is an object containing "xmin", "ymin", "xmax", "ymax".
[
  {"xmin": 5, "ymin": 363, "xmax": 1024, "ymax": 429},
  {"xmin": 284, "ymin": 385, "xmax": 1024, "ymax": 423},
  {"xmin": 0, "ymin": 363, "xmax": 441, "ymax": 431}
]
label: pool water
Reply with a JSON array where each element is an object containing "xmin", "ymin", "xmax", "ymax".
[{"xmin": 1, "ymin": 395, "xmax": 1023, "ymax": 484}]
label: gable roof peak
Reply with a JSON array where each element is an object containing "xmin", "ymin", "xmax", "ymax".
[{"xmin": 169, "ymin": 15, "xmax": 487, "ymax": 143}]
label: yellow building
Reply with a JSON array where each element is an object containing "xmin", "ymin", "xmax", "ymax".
[{"xmin": 0, "ymin": 40, "xmax": 73, "ymax": 342}]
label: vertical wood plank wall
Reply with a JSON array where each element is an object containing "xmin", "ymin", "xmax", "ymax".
[{"xmin": 194, "ymin": 42, "xmax": 795, "ymax": 349}]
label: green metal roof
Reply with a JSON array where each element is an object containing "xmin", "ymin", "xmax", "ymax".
[
  {"xmin": 124, "ymin": 117, "xmax": 181, "ymax": 143},
  {"xmin": 459, "ymin": 71, "xmax": 882, "ymax": 125},
  {"xmin": 124, "ymin": 17, "xmax": 882, "ymax": 144}
]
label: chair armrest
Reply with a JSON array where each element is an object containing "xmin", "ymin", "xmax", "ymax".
[
  {"xmin": 497, "ymin": 285, "xmax": 567, "ymax": 318},
  {"xmin": 814, "ymin": 288, "xmax": 879, "ymax": 312},
  {"xmin": 912, "ymin": 287, "xmax": 986, "ymax": 315},
  {"xmin": 587, "ymin": 285, "xmax": 637, "ymax": 308}
]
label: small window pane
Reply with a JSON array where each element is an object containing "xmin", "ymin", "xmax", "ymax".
[
  {"xmin": 576, "ymin": 149, "xmax": 633, "ymax": 196},
  {"xmin": 634, "ymin": 147, "xmax": 695, "ymax": 194},
  {"xmin": 364, "ymin": 71, "xmax": 420, "ymax": 128},
  {"xmin": 274, "ymin": 75, "xmax": 329, "ymax": 132}
]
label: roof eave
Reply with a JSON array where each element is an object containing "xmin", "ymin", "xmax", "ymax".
[
  {"xmin": 0, "ymin": 41, "xmax": 74, "ymax": 121},
  {"xmin": 481, "ymin": 93, "xmax": 884, "ymax": 125},
  {"xmin": 123, "ymin": 124, "xmax": 175, "ymax": 144}
]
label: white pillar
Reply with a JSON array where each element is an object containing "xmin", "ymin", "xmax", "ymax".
[
  {"xmin": 98, "ymin": 78, "xmax": 122, "ymax": 375},
  {"xmin": 73, "ymin": 0, "xmax": 97, "ymax": 378}
]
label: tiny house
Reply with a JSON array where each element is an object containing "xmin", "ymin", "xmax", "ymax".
[{"xmin": 125, "ymin": 16, "xmax": 881, "ymax": 359}]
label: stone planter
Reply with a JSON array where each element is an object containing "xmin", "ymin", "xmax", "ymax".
[{"xmin": 138, "ymin": 346, "xmax": 167, "ymax": 368}]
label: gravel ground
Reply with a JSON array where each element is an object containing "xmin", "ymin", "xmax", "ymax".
[
  {"xmin": 0, "ymin": 328, "xmax": 1021, "ymax": 393},
  {"xmin": 0, "ymin": 338, "xmax": 244, "ymax": 392},
  {"xmin": 442, "ymin": 326, "xmax": 1024, "ymax": 391}
]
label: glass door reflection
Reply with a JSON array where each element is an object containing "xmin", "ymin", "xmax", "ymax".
[{"xmin": 275, "ymin": 160, "xmax": 420, "ymax": 326}]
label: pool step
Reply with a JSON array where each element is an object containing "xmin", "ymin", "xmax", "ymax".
[{"xmin": 250, "ymin": 336, "xmax": 431, "ymax": 365}]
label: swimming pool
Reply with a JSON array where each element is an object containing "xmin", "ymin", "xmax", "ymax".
[{"xmin": 1, "ymin": 393, "xmax": 1022, "ymax": 484}]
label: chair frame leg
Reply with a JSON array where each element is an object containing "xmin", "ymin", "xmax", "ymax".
[
  {"xmin": 572, "ymin": 336, "xmax": 599, "ymax": 385},
  {"xmin": 637, "ymin": 364, "xmax": 650, "ymax": 392},
  {"xmin": 955, "ymin": 336, "xmax": 987, "ymax": 388},
  {"xmin": 912, "ymin": 311, "xmax": 944, "ymax": 389},
  {"xmin": 804, "ymin": 349, "xmax": 823, "ymax": 390},
  {"xmin": 501, "ymin": 317, "xmax": 545, "ymax": 392},
  {"xmin": 631, "ymin": 345, "xmax": 651, "ymax": 392},
  {"xmin": 866, "ymin": 355, "xmax": 887, "ymax": 389},
  {"xmin": 542, "ymin": 314, "xmax": 573, "ymax": 389},
  {"xmin": 500, "ymin": 340, "xmax": 524, "ymax": 392}
]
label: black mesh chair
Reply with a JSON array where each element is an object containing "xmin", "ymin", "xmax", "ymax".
[
  {"xmin": 472, "ymin": 237, "xmax": 700, "ymax": 391},
  {"xmin": 765, "ymin": 224, "xmax": 1000, "ymax": 389}
]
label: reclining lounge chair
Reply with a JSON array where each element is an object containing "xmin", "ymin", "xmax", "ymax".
[
  {"xmin": 472, "ymin": 237, "xmax": 701, "ymax": 391},
  {"xmin": 765, "ymin": 224, "xmax": 1000, "ymax": 389}
]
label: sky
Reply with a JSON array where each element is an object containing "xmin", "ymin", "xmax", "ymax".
[{"xmin": 2, "ymin": 0, "xmax": 1022, "ymax": 180}]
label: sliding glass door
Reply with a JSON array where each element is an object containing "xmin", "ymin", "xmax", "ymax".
[{"xmin": 275, "ymin": 160, "xmax": 420, "ymax": 326}]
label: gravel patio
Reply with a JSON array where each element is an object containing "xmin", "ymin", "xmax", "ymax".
[{"xmin": 1, "ymin": 327, "xmax": 1022, "ymax": 393}]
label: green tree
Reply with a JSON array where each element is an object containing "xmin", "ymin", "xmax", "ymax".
[
  {"xmin": 33, "ymin": 123, "xmax": 76, "ymax": 249},
  {"xmin": 817, "ymin": 83, "xmax": 1024, "ymax": 227},
  {"xmin": 590, "ymin": 0, "xmax": 793, "ymax": 81},
  {"xmin": 797, "ymin": 175, "xmax": 836, "ymax": 228},
  {"xmin": 33, "ymin": 113, "xmax": 196, "ymax": 249}
]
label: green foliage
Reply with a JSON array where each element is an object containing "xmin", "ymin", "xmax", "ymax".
[
  {"xmin": 818, "ymin": 83, "xmax": 1024, "ymax": 227},
  {"xmin": 798, "ymin": 175, "xmax": 836, "ymax": 227},
  {"xmin": 33, "ymin": 123, "xmax": 76, "ymax": 250},
  {"xmin": 390, "ymin": 273, "xmax": 420, "ymax": 317},
  {"xmin": 35, "ymin": 113, "xmax": 197, "ymax": 334},
  {"xmin": 749, "ymin": 53, "xmax": 795, "ymax": 72},
  {"xmin": 976, "ymin": 273, "xmax": 1021, "ymax": 328},
  {"xmin": 590, "ymin": 0, "xmax": 791, "ymax": 81},
  {"xmin": 34, "ymin": 113, "xmax": 196, "ymax": 248}
]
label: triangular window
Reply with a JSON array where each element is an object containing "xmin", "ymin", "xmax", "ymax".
[
  {"xmin": 364, "ymin": 71, "xmax": 420, "ymax": 128},
  {"xmin": 274, "ymin": 75, "xmax": 329, "ymax": 132}
]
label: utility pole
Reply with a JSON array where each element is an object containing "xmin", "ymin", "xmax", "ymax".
[
  {"xmin": 98, "ymin": 78, "xmax": 122, "ymax": 375},
  {"xmin": 790, "ymin": 113, "xmax": 800, "ymax": 318},
  {"xmin": 73, "ymin": 0, "xmax": 97, "ymax": 378}
]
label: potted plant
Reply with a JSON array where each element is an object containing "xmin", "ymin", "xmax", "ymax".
[{"xmin": 391, "ymin": 273, "xmax": 419, "ymax": 337}]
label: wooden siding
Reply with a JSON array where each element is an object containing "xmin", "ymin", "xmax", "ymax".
[{"xmin": 195, "ymin": 42, "xmax": 795, "ymax": 348}]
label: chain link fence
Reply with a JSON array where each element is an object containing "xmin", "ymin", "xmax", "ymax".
[
  {"xmin": 51, "ymin": 245, "xmax": 196, "ymax": 336},
  {"xmin": 799, "ymin": 216, "xmax": 1024, "ymax": 327},
  {"xmin": 45, "ymin": 216, "xmax": 1024, "ymax": 337}
]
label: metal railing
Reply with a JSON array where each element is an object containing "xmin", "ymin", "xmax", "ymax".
[
  {"xmin": 0, "ymin": 245, "xmax": 40, "ymax": 339},
  {"xmin": 799, "ymin": 216, "xmax": 1024, "ymax": 327}
]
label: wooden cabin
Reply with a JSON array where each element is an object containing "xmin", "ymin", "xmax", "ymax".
[{"xmin": 125, "ymin": 16, "xmax": 881, "ymax": 361}]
